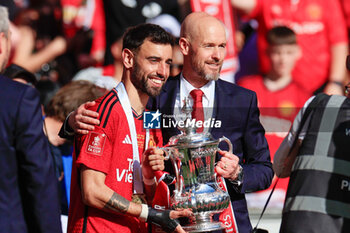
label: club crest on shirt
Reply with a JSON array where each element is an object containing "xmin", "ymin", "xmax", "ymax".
[{"xmin": 86, "ymin": 132, "xmax": 106, "ymax": 155}]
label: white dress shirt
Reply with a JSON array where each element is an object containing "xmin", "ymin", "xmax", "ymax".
[{"xmin": 173, "ymin": 73, "xmax": 215, "ymax": 132}]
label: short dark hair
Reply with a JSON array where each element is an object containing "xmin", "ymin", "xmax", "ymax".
[
  {"xmin": 266, "ymin": 26, "xmax": 297, "ymax": 46},
  {"xmin": 122, "ymin": 23, "xmax": 175, "ymax": 53}
]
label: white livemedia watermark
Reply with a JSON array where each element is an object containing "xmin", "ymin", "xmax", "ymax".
[
  {"xmin": 162, "ymin": 117, "xmax": 222, "ymax": 129},
  {"xmin": 143, "ymin": 110, "xmax": 222, "ymax": 129}
]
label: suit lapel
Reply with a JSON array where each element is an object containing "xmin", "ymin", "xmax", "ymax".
[
  {"xmin": 210, "ymin": 80, "xmax": 234, "ymax": 137},
  {"xmin": 159, "ymin": 76, "xmax": 181, "ymax": 141}
]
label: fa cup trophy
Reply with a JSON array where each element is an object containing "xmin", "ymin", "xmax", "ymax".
[{"xmin": 161, "ymin": 98, "xmax": 232, "ymax": 232}]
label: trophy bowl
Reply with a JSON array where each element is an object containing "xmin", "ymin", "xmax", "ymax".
[{"xmin": 162, "ymin": 132, "xmax": 232, "ymax": 232}]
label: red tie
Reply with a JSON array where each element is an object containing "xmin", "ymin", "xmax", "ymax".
[{"xmin": 190, "ymin": 89, "xmax": 204, "ymax": 133}]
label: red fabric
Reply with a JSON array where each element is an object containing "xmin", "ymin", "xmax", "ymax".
[
  {"xmin": 61, "ymin": 0, "xmax": 105, "ymax": 58},
  {"xmin": 190, "ymin": 89, "xmax": 204, "ymax": 133},
  {"xmin": 102, "ymin": 65, "xmax": 115, "ymax": 77},
  {"xmin": 245, "ymin": 0, "xmax": 348, "ymax": 93},
  {"xmin": 340, "ymin": 0, "xmax": 350, "ymax": 30},
  {"xmin": 238, "ymin": 75, "xmax": 310, "ymax": 193},
  {"xmin": 68, "ymin": 91, "xmax": 162, "ymax": 233},
  {"xmin": 217, "ymin": 176, "xmax": 239, "ymax": 233},
  {"xmin": 88, "ymin": 0, "xmax": 106, "ymax": 58}
]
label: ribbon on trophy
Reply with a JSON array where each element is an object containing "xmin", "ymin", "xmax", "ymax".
[{"xmin": 217, "ymin": 175, "xmax": 239, "ymax": 233}]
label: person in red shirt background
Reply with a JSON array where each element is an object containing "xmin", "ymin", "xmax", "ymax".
[
  {"xmin": 232, "ymin": 0, "xmax": 348, "ymax": 96},
  {"xmin": 239, "ymin": 26, "xmax": 310, "ymax": 210}
]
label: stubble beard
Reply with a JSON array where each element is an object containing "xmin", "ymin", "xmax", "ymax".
[
  {"xmin": 131, "ymin": 62, "xmax": 163, "ymax": 98},
  {"xmin": 191, "ymin": 57, "xmax": 221, "ymax": 82}
]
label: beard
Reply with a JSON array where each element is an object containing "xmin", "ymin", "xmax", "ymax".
[
  {"xmin": 191, "ymin": 57, "xmax": 222, "ymax": 81},
  {"xmin": 131, "ymin": 62, "xmax": 164, "ymax": 98}
]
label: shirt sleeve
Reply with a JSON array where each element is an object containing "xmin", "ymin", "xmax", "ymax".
[
  {"xmin": 273, "ymin": 95, "xmax": 315, "ymax": 176},
  {"xmin": 76, "ymin": 126, "xmax": 113, "ymax": 174}
]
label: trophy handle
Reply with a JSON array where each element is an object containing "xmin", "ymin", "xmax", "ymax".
[
  {"xmin": 218, "ymin": 136, "xmax": 233, "ymax": 153},
  {"xmin": 157, "ymin": 147, "xmax": 182, "ymax": 194}
]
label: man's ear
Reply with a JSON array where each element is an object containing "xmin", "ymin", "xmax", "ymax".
[
  {"xmin": 179, "ymin": 37, "xmax": 189, "ymax": 56},
  {"xmin": 122, "ymin": 48, "xmax": 134, "ymax": 68}
]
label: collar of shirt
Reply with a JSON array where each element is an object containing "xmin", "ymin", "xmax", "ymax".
[{"xmin": 179, "ymin": 73, "xmax": 215, "ymax": 109}]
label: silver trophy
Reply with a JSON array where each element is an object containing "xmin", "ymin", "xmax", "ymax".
[{"xmin": 161, "ymin": 98, "xmax": 232, "ymax": 232}]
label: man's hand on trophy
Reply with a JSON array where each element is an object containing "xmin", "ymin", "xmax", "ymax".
[
  {"xmin": 68, "ymin": 101, "xmax": 99, "ymax": 134},
  {"xmin": 142, "ymin": 206, "xmax": 193, "ymax": 233},
  {"xmin": 142, "ymin": 148, "xmax": 165, "ymax": 184},
  {"xmin": 216, "ymin": 150, "xmax": 240, "ymax": 180}
]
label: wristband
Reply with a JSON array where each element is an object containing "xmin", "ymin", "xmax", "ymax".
[
  {"xmin": 64, "ymin": 112, "xmax": 75, "ymax": 136},
  {"xmin": 139, "ymin": 204, "xmax": 149, "ymax": 222},
  {"xmin": 143, "ymin": 176, "xmax": 156, "ymax": 186},
  {"xmin": 147, "ymin": 208, "xmax": 179, "ymax": 233}
]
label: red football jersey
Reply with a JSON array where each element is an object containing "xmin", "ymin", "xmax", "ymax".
[{"xmin": 68, "ymin": 89, "xmax": 162, "ymax": 233}]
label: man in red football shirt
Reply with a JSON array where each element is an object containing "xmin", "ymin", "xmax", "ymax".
[
  {"xmin": 67, "ymin": 23, "xmax": 191, "ymax": 233},
  {"xmin": 232, "ymin": 0, "xmax": 348, "ymax": 95}
]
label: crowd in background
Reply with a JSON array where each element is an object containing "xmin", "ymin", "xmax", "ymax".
[{"xmin": 1, "ymin": 0, "xmax": 350, "ymax": 231}]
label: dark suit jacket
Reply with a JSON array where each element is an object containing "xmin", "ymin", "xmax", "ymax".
[
  {"xmin": 0, "ymin": 75, "xmax": 62, "ymax": 233},
  {"xmin": 148, "ymin": 76, "xmax": 273, "ymax": 233}
]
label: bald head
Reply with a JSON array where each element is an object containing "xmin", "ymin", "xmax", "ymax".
[
  {"xmin": 179, "ymin": 12, "xmax": 227, "ymax": 86},
  {"xmin": 180, "ymin": 12, "xmax": 226, "ymax": 42}
]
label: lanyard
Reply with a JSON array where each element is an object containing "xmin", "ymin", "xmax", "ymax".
[{"xmin": 115, "ymin": 82, "xmax": 149, "ymax": 194}]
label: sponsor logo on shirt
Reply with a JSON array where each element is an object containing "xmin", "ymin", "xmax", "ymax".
[
  {"xmin": 86, "ymin": 132, "xmax": 106, "ymax": 155},
  {"xmin": 122, "ymin": 134, "xmax": 132, "ymax": 144},
  {"xmin": 116, "ymin": 158, "xmax": 133, "ymax": 183},
  {"xmin": 273, "ymin": 20, "xmax": 324, "ymax": 35}
]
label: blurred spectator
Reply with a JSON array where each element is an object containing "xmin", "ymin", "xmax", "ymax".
[
  {"xmin": 341, "ymin": 0, "xmax": 350, "ymax": 39},
  {"xmin": 3, "ymin": 63, "xmax": 38, "ymax": 86},
  {"xmin": 10, "ymin": 3, "xmax": 68, "ymax": 82},
  {"xmin": 72, "ymin": 36, "xmax": 123, "ymax": 89},
  {"xmin": 10, "ymin": 1, "xmax": 98, "ymax": 85},
  {"xmin": 36, "ymin": 79, "xmax": 61, "ymax": 111},
  {"xmin": 147, "ymin": 14, "xmax": 181, "ymax": 38},
  {"xmin": 61, "ymin": 0, "xmax": 106, "ymax": 64},
  {"xmin": 232, "ymin": 0, "xmax": 349, "ymax": 95},
  {"xmin": 0, "ymin": 0, "xmax": 19, "ymax": 21},
  {"xmin": 44, "ymin": 80, "xmax": 106, "ymax": 214},
  {"xmin": 0, "ymin": 6, "xmax": 62, "ymax": 233},
  {"xmin": 238, "ymin": 26, "xmax": 310, "ymax": 210}
]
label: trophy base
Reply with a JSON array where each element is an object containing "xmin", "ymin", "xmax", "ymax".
[{"xmin": 182, "ymin": 221, "xmax": 225, "ymax": 233}]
